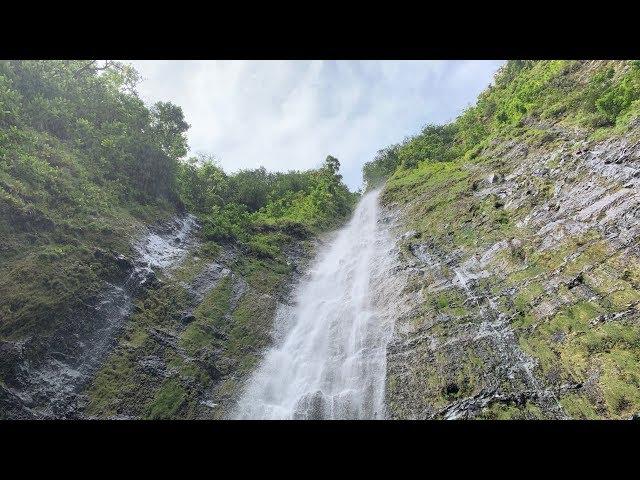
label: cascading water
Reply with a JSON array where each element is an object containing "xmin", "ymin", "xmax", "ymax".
[{"xmin": 233, "ymin": 189, "xmax": 400, "ymax": 419}]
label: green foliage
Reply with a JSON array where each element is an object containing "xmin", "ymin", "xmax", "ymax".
[
  {"xmin": 0, "ymin": 61, "xmax": 357, "ymax": 342},
  {"xmin": 144, "ymin": 378, "xmax": 187, "ymax": 419},
  {"xmin": 0, "ymin": 60, "xmax": 188, "ymax": 203},
  {"xmin": 0, "ymin": 60, "xmax": 192, "ymax": 339},
  {"xmin": 587, "ymin": 63, "xmax": 640, "ymax": 124},
  {"xmin": 398, "ymin": 124, "xmax": 460, "ymax": 169},
  {"xmin": 181, "ymin": 154, "xmax": 357, "ymax": 258},
  {"xmin": 362, "ymin": 60, "xmax": 640, "ymax": 187},
  {"xmin": 362, "ymin": 145, "xmax": 400, "ymax": 188},
  {"xmin": 201, "ymin": 203, "xmax": 251, "ymax": 243},
  {"xmin": 376, "ymin": 60, "xmax": 640, "ymax": 420},
  {"xmin": 176, "ymin": 155, "xmax": 228, "ymax": 212}
]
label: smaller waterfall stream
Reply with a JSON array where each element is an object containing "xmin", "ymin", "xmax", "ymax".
[
  {"xmin": 234, "ymin": 190, "xmax": 400, "ymax": 419},
  {"xmin": 2, "ymin": 214, "xmax": 198, "ymax": 419}
]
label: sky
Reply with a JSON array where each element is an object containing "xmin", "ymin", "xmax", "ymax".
[{"xmin": 128, "ymin": 60, "xmax": 504, "ymax": 190}]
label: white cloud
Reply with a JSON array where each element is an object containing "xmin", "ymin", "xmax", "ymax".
[{"xmin": 128, "ymin": 60, "xmax": 504, "ymax": 189}]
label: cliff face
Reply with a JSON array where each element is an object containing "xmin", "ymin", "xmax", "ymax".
[
  {"xmin": 82, "ymin": 226, "xmax": 315, "ymax": 420},
  {"xmin": 3, "ymin": 60, "xmax": 640, "ymax": 420},
  {"xmin": 382, "ymin": 61, "xmax": 640, "ymax": 419},
  {"xmin": 1, "ymin": 210, "xmax": 315, "ymax": 419},
  {"xmin": 0, "ymin": 61, "xmax": 353, "ymax": 419}
]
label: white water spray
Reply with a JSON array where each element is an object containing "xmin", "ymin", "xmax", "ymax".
[{"xmin": 233, "ymin": 189, "xmax": 400, "ymax": 419}]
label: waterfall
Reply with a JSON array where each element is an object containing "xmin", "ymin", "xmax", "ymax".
[{"xmin": 233, "ymin": 189, "xmax": 399, "ymax": 419}]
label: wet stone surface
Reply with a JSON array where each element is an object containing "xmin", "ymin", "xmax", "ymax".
[{"xmin": 0, "ymin": 214, "xmax": 198, "ymax": 419}]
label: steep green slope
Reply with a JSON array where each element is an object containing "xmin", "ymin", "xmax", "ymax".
[
  {"xmin": 0, "ymin": 61, "xmax": 356, "ymax": 419},
  {"xmin": 368, "ymin": 60, "xmax": 640, "ymax": 419},
  {"xmin": 0, "ymin": 61, "xmax": 188, "ymax": 342}
]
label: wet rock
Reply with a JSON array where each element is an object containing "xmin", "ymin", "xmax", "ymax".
[
  {"xmin": 2, "ymin": 213, "xmax": 203, "ymax": 420},
  {"xmin": 114, "ymin": 254, "xmax": 134, "ymax": 271},
  {"xmin": 0, "ymin": 340, "xmax": 24, "ymax": 378},
  {"xmin": 196, "ymin": 354, "xmax": 222, "ymax": 382},
  {"xmin": 186, "ymin": 262, "xmax": 230, "ymax": 302},
  {"xmin": 567, "ymin": 273, "xmax": 584, "ymax": 289},
  {"xmin": 93, "ymin": 249, "xmax": 134, "ymax": 272},
  {"xmin": 201, "ymin": 399, "xmax": 219, "ymax": 409},
  {"xmin": 147, "ymin": 328, "xmax": 178, "ymax": 349},
  {"xmin": 444, "ymin": 382, "xmax": 460, "ymax": 398},
  {"xmin": 136, "ymin": 267, "xmax": 156, "ymax": 287},
  {"xmin": 488, "ymin": 173, "xmax": 503, "ymax": 184},
  {"xmin": 138, "ymin": 356, "xmax": 168, "ymax": 377}
]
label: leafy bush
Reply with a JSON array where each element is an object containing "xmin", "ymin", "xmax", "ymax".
[
  {"xmin": 398, "ymin": 124, "xmax": 460, "ymax": 168},
  {"xmin": 362, "ymin": 145, "xmax": 401, "ymax": 188},
  {"xmin": 201, "ymin": 203, "xmax": 250, "ymax": 242},
  {"xmin": 596, "ymin": 65, "xmax": 640, "ymax": 123}
]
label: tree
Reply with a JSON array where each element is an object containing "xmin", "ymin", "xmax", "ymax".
[
  {"xmin": 150, "ymin": 101, "xmax": 189, "ymax": 160},
  {"xmin": 362, "ymin": 145, "xmax": 400, "ymax": 188},
  {"xmin": 323, "ymin": 155, "xmax": 341, "ymax": 177}
]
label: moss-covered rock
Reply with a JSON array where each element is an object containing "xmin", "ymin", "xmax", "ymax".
[{"xmin": 382, "ymin": 60, "xmax": 640, "ymax": 419}]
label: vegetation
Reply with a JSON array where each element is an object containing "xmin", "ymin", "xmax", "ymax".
[
  {"xmin": 377, "ymin": 60, "xmax": 640, "ymax": 419},
  {"xmin": 363, "ymin": 60, "xmax": 640, "ymax": 188},
  {"xmin": 6, "ymin": 59, "xmax": 640, "ymax": 420},
  {"xmin": 0, "ymin": 60, "xmax": 356, "ymax": 418},
  {"xmin": 0, "ymin": 60, "xmax": 190, "ymax": 339},
  {"xmin": 178, "ymin": 154, "xmax": 356, "ymax": 251},
  {"xmin": 0, "ymin": 59, "xmax": 355, "ymax": 354}
]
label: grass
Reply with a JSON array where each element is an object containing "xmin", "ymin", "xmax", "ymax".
[
  {"xmin": 559, "ymin": 393, "xmax": 600, "ymax": 419},
  {"xmin": 144, "ymin": 378, "xmax": 187, "ymax": 419}
]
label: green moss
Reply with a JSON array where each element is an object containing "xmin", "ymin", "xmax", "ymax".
[
  {"xmin": 562, "ymin": 240, "xmax": 610, "ymax": 278},
  {"xmin": 599, "ymin": 348, "xmax": 640, "ymax": 418},
  {"xmin": 135, "ymin": 284, "xmax": 191, "ymax": 328},
  {"xmin": 430, "ymin": 289, "xmax": 468, "ymax": 315},
  {"xmin": 385, "ymin": 158, "xmax": 519, "ymax": 255},
  {"xmin": 479, "ymin": 400, "xmax": 545, "ymax": 420},
  {"xmin": 85, "ymin": 353, "xmax": 137, "ymax": 417},
  {"xmin": 235, "ymin": 255, "xmax": 291, "ymax": 297},
  {"xmin": 172, "ymin": 255, "xmax": 210, "ymax": 285},
  {"xmin": 387, "ymin": 374, "xmax": 398, "ymax": 394},
  {"xmin": 519, "ymin": 335, "xmax": 558, "ymax": 376},
  {"xmin": 514, "ymin": 281, "xmax": 545, "ymax": 313},
  {"xmin": 180, "ymin": 276, "xmax": 233, "ymax": 356},
  {"xmin": 225, "ymin": 292, "xmax": 274, "ymax": 374},
  {"xmin": 560, "ymin": 393, "xmax": 600, "ymax": 419},
  {"xmin": 451, "ymin": 351, "xmax": 484, "ymax": 399},
  {"xmin": 124, "ymin": 328, "xmax": 148, "ymax": 349},
  {"xmin": 506, "ymin": 265, "xmax": 544, "ymax": 285},
  {"xmin": 85, "ymin": 283, "xmax": 191, "ymax": 416},
  {"xmin": 144, "ymin": 378, "xmax": 187, "ymax": 419},
  {"xmin": 606, "ymin": 288, "xmax": 640, "ymax": 310},
  {"xmin": 550, "ymin": 301, "xmax": 602, "ymax": 335}
]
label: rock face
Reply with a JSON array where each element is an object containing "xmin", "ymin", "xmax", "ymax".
[
  {"xmin": 383, "ymin": 126, "xmax": 640, "ymax": 419},
  {"xmin": 0, "ymin": 214, "xmax": 198, "ymax": 419},
  {"xmin": 1, "ymin": 199, "xmax": 318, "ymax": 420},
  {"xmin": 78, "ymin": 224, "xmax": 316, "ymax": 420}
]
